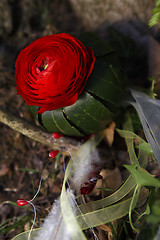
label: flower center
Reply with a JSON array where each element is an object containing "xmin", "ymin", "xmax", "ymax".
[{"xmin": 38, "ymin": 59, "xmax": 49, "ymax": 71}]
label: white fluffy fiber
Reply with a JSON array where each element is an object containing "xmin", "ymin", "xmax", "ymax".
[
  {"xmin": 34, "ymin": 191, "xmax": 75, "ymax": 240},
  {"xmin": 70, "ymin": 149, "xmax": 101, "ymax": 192}
]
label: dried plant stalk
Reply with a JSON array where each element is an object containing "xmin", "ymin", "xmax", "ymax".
[{"xmin": 0, "ymin": 107, "xmax": 81, "ymax": 155}]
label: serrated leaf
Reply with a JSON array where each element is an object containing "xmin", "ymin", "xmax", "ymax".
[
  {"xmin": 135, "ymin": 142, "xmax": 153, "ymax": 156},
  {"xmin": 124, "ymin": 164, "xmax": 160, "ymax": 188}
]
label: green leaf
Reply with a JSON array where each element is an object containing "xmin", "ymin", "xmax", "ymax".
[
  {"xmin": 86, "ymin": 58, "xmax": 125, "ymax": 107},
  {"xmin": 41, "ymin": 109, "xmax": 83, "ymax": 136},
  {"xmin": 27, "ymin": 105, "xmax": 39, "ymax": 119},
  {"xmin": 117, "ymin": 129, "xmax": 139, "ymax": 165},
  {"xmin": 135, "ymin": 142, "xmax": 153, "ymax": 156},
  {"xmin": 117, "ymin": 128, "xmax": 150, "ymax": 166},
  {"xmin": 156, "ymin": 0, "xmax": 160, "ymax": 6},
  {"xmin": 136, "ymin": 204, "xmax": 150, "ymax": 222},
  {"xmin": 124, "ymin": 164, "xmax": 160, "ymax": 188},
  {"xmin": 147, "ymin": 200, "xmax": 160, "ymax": 223},
  {"xmin": 73, "ymin": 32, "xmax": 115, "ymax": 57},
  {"xmin": 152, "ymin": 200, "xmax": 160, "ymax": 216},
  {"xmin": 41, "ymin": 110, "xmax": 59, "ymax": 132},
  {"xmin": 51, "ymin": 109, "xmax": 84, "ymax": 137},
  {"xmin": 149, "ymin": 7, "xmax": 160, "ymax": 28},
  {"xmin": 147, "ymin": 215, "xmax": 160, "ymax": 223},
  {"xmin": 108, "ymin": 28, "xmax": 138, "ymax": 63},
  {"xmin": 63, "ymin": 92, "xmax": 113, "ymax": 135},
  {"xmin": 74, "ymin": 32, "xmax": 126, "ymax": 109}
]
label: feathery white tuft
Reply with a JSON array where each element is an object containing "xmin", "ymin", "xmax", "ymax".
[
  {"xmin": 70, "ymin": 149, "xmax": 101, "ymax": 192},
  {"xmin": 34, "ymin": 190, "xmax": 76, "ymax": 240}
]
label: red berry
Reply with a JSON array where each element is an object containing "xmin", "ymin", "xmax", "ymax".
[
  {"xmin": 16, "ymin": 199, "xmax": 28, "ymax": 206},
  {"xmin": 80, "ymin": 183, "xmax": 96, "ymax": 195},
  {"xmin": 49, "ymin": 150, "xmax": 59, "ymax": 158},
  {"xmin": 80, "ymin": 165, "xmax": 102, "ymax": 195},
  {"xmin": 52, "ymin": 132, "xmax": 63, "ymax": 139}
]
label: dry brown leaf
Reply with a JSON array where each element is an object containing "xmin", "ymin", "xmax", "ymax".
[
  {"xmin": 91, "ymin": 167, "xmax": 122, "ymax": 197},
  {"xmin": 104, "ymin": 122, "xmax": 116, "ymax": 147},
  {"xmin": 137, "ymin": 186, "xmax": 149, "ymax": 208},
  {"xmin": 0, "ymin": 163, "xmax": 9, "ymax": 177},
  {"xmin": 98, "ymin": 224, "xmax": 112, "ymax": 232},
  {"xmin": 102, "ymin": 167, "xmax": 122, "ymax": 192}
]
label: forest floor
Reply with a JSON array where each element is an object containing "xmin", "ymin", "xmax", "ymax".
[{"xmin": 0, "ymin": 0, "xmax": 160, "ymax": 239}]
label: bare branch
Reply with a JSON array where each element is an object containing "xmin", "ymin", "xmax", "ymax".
[{"xmin": 0, "ymin": 107, "xmax": 81, "ymax": 155}]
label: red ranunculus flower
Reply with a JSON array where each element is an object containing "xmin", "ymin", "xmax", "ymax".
[{"xmin": 15, "ymin": 33, "xmax": 95, "ymax": 114}]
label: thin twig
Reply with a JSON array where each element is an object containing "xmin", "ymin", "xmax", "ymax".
[{"xmin": 0, "ymin": 107, "xmax": 81, "ymax": 155}]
